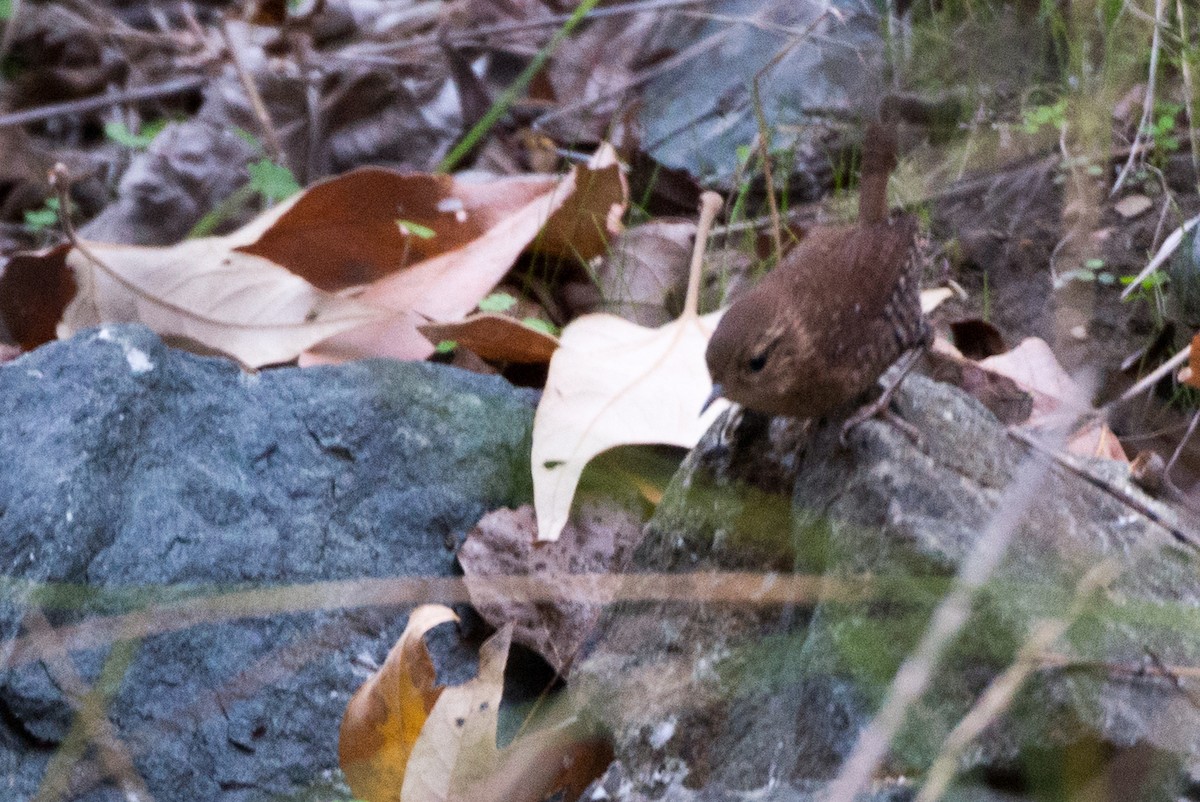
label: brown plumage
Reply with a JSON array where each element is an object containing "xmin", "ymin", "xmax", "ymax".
[{"xmin": 705, "ymin": 122, "xmax": 929, "ymax": 419}]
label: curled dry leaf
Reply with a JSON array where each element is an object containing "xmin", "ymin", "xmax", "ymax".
[
  {"xmin": 418, "ymin": 314, "xmax": 559, "ymax": 364},
  {"xmin": 401, "ymin": 625, "xmax": 511, "ymax": 802},
  {"xmin": 980, "ymin": 337, "xmax": 1127, "ymax": 462},
  {"xmin": 400, "ymin": 624, "xmax": 609, "ymax": 802},
  {"xmin": 531, "ymin": 308, "xmax": 727, "ymax": 541},
  {"xmin": 458, "ymin": 503, "xmax": 642, "ymax": 676},
  {"xmin": 59, "ymin": 238, "xmax": 385, "ymax": 368},
  {"xmin": 339, "ymin": 604, "xmax": 460, "ymax": 802}
]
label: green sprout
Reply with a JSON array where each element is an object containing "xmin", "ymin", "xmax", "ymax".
[
  {"xmin": 478, "ymin": 292, "xmax": 518, "ymax": 313},
  {"xmin": 104, "ymin": 120, "xmax": 167, "ymax": 150},
  {"xmin": 247, "ymin": 159, "xmax": 301, "ymax": 203},
  {"xmin": 397, "ymin": 220, "xmax": 436, "ymax": 239},
  {"xmin": 24, "ymin": 197, "xmax": 60, "ymax": 232}
]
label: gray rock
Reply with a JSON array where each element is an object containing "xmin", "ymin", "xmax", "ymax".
[
  {"xmin": 577, "ymin": 375, "xmax": 1196, "ymax": 801},
  {"xmin": 0, "ymin": 325, "xmax": 536, "ymax": 801}
]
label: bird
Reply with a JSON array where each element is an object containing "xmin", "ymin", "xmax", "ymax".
[{"xmin": 704, "ymin": 120, "xmax": 930, "ymax": 431}]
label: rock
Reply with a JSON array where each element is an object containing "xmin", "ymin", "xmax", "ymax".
[
  {"xmin": 0, "ymin": 325, "xmax": 536, "ymax": 801},
  {"xmin": 576, "ymin": 375, "xmax": 1195, "ymax": 800}
]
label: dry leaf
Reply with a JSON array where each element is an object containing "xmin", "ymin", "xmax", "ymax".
[
  {"xmin": 59, "ymin": 238, "xmax": 385, "ymax": 368},
  {"xmin": 401, "ymin": 625, "xmax": 512, "ymax": 802},
  {"xmin": 981, "ymin": 337, "xmax": 1127, "ymax": 462},
  {"xmin": 919, "ymin": 287, "xmax": 954, "ymax": 314},
  {"xmin": 1114, "ymin": 194, "xmax": 1153, "ymax": 219},
  {"xmin": 298, "ymin": 150, "xmax": 626, "ymax": 364},
  {"xmin": 589, "ymin": 219, "xmax": 696, "ymax": 326},
  {"xmin": 0, "ymin": 244, "xmax": 77, "ymax": 351},
  {"xmin": 531, "ymin": 193, "xmax": 725, "ymax": 542},
  {"xmin": 531, "ymin": 308, "xmax": 727, "ymax": 541},
  {"xmin": 949, "ymin": 318, "xmax": 1008, "ymax": 359},
  {"xmin": 400, "ymin": 625, "xmax": 609, "ymax": 802},
  {"xmin": 339, "ymin": 605, "xmax": 460, "ymax": 802},
  {"xmin": 1184, "ymin": 332, "xmax": 1200, "ymax": 389},
  {"xmin": 458, "ymin": 503, "xmax": 642, "ymax": 675},
  {"xmin": 418, "ymin": 314, "xmax": 559, "ymax": 364}
]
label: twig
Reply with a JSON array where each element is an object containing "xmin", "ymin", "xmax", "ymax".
[
  {"xmin": 1112, "ymin": 0, "xmax": 1168, "ymax": 196},
  {"xmin": 1112, "ymin": 342, "xmax": 1190, "ymax": 404},
  {"xmin": 685, "ymin": 192, "xmax": 723, "ymax": 318},
  {"xmin": 438, "ymin": 0, "xmax": 603, "ymax": 172},
  {"xmin": 823, "ymin": 437, "xmax": 1059, "ymax": 801},
  {"xmin": 1178, "ymin": 0, "xmax": 1200, "ymax": 191},
  {"xmin": 218, "ymin": 18, "xmax": 287, "ymax": 168},
  {"xmin": 916, "ymin": 559, "xmax": 1120, "ymax": 802},
  {"xmin": 23, "ymin": 609, "xmax": 154, "ymax": 802},
  {"xmin": 1119, "ymin": 212, "xmax": 1200, "ymax": 299},
  {"xmin": 0, "ymin": 76, "xmax": 206, "ymax": 129}
]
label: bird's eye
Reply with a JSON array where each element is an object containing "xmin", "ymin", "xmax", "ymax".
[{"xmin": 747, "ymin": 351, "xmax": 769, "ymax": 372}]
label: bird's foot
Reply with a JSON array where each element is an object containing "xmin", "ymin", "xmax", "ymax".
[{"xmin": 839, "ymin": 347, "xmax": 926, "ymax": 447}]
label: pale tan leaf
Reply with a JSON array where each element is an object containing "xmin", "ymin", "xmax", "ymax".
[
  {"xmin": 920, "ymin": 287, "xmax": 954, "ymax": 314},
  {"xmin": 531, "ymin": 308, "xmax": 728, "ymax": 542},
  {"xmin": 401, "ymin": 625, "xmax": 512, "ymax": 802},
  {"xmin": 1113, "ymin": 194, "xmax": 1153, "ymax": 219},
  {"xmin": 59, "ymin": 239, "xmax": 384, "ymax": 368},
  {"xmin": 339, "ymin": 605, "xmax": 460, "ymax": 802}
]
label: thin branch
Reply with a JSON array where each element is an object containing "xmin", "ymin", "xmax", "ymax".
[
  {"xmin": 0, "ymin": 76, "xmax": 205, "ymax": 129},
  {"xmin": 1112, "ymin": 0, "xmax": 1168, "ymax": 196},
  {"xmin": 218, "ymin": 19, "xmax": 287, "ymax": 168},
  {"xmin": 823, "ymin": 441, "xmax": 1059, "ymax": 801},
  {"xmin": 685, "ymin": 191, "xmax": 724, "ymax": 318}
]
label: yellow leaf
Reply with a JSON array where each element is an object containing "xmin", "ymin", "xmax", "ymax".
[{"xmin": 339, "ymin": 605, "xmax": 460, "ymax": 802}]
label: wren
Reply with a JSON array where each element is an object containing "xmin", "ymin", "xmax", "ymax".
[{"xmin": 705, "ymin": 121, "xmax": 930, "ymax": 425}]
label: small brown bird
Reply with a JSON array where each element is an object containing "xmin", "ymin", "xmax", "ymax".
[{"xmin": 705, "ymin": 121, "xmax": 929, "ymax": 426}]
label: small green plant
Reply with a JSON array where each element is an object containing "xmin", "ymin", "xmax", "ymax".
[
  {"xmin": 104, "ymin": 120, "xmax": 167, "ymax": 150},
  {"xmin": 478, "ymin": 292, "xmax": 517, "ymax": 313},
  {"xmin": 1021, "ymin": 98, "xmax": 1067, "ymax": 134},
  {"xmin": 23, "ymin": 197, "xmax": 60, "ymax": 232},
  {"xmin": 1061, "ymin": 258, "xmax": 1116, "ymax": 286},
  {"xmin": 1146, "ymin": 101, "xmax": 1182, "ymax": 156},
  {"xmin": 1120, "ymin": 271, "xmax": 1168, "ymax": 327},
  {"xmin": 247, "ymin": 159, "xmax": 301, "ymax": 203},
  {"xmin": 522, "ymin": 317, "xmax": 559, "ymax": 336}
]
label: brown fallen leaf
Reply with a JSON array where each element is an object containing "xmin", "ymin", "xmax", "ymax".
[
  {"xmin": 418, "ymin": 314, "xmax": 559, "ymax": 364},
  {"xmin": 298, "ymin": 149, "xmax": 626, "ymax": 363},
  {"xmin": 0, "ymin": 244, "xmax": 77, "ymax": 351},
  {"xmin": 588, "ymin": 219, "xmax": 696, "ymax": 326},
  {"xmin": 339, "ymin": 605, "xmax": 460, "ymax": 802},
  {"xmin": 458, "ymin": 503, "xmax": 642, "ymax": 676}
]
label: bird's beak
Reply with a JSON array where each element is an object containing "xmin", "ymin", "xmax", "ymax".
[{"xmin": 700, "ymin": 383, "xmax": 724, "ymax": 415}]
